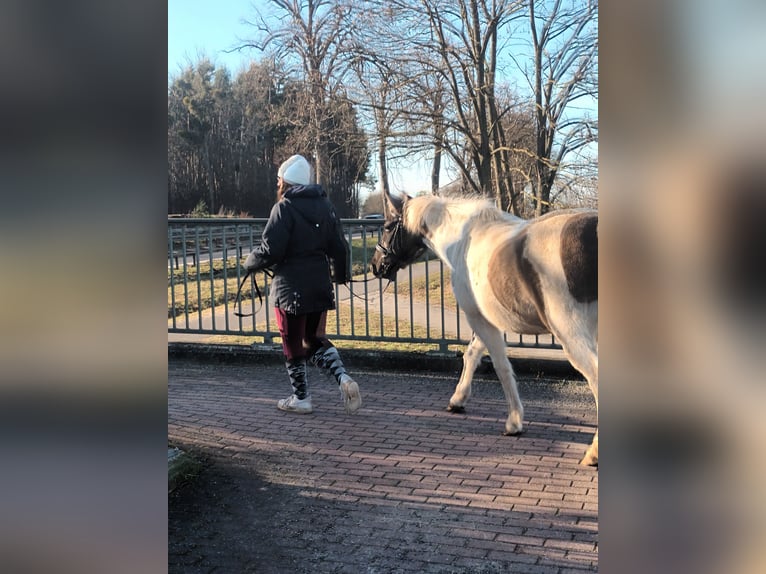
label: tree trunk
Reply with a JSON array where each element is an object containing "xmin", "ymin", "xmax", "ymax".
[
  {"xmin": 203, "ymin": 137, "xmax": 215, "ymax": 214},
  {"xmin": 378, "ymin": 136, "xmax": 389, "ymax": 195},
  {"xmin": 431, "ymin": 144, "xmax": 442, "ymax": 195}
]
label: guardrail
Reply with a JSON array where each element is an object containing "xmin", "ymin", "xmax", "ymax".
[{"xmin": 168, "ymin": 218, "xmax": 560, "ymax": 352}]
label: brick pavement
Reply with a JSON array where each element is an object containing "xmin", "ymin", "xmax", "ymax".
[{"xmin": 169, "ymin": 356, "xmax": 598, "ymax": 573}]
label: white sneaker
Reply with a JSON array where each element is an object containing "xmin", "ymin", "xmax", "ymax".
[
  {"xmin": 339, "ymin": 376, "xmax": 362, "ymax": 414},
  {"xmin": 277, "ymin": 394, "xmax": 313, "ymax": 414}
]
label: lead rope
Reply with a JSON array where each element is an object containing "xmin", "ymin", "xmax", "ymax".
[
  {"xmin": 234, "ymin": 225, "xmax": 396, "ymax": 315},
  {"xmin": 233, "ymin": 269, "xmax": 273, "ymax": 317},
  {"xmin": 233, "ymin": 269, "xmax": 382, "ymax": 315},
  {"xmin": 344, "ymin": 274, "xmax": 385, "ymax": 302}
]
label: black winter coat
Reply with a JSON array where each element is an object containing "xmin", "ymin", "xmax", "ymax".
[{"xmin": 244, "ymin": 185, "xmax": 350, "ymax": 315}]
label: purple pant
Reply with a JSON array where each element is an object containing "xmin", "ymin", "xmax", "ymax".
[{"xmin": 274, "ymin": 308, "xmax": 333, "ymax": 361}]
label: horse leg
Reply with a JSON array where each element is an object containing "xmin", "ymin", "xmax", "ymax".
[
  {"xmin": 556, "ymin": 329, "xmax": 599, "ymax": 466},
  {"xmin": 447, "ymin": 332, "xmax": 485, "ymax": 413},
  {"xmin": 472, "ymin": 319, "xmax": 524, "ymax": 436},
  {"xmin": 583, "ymin": 429, "xmax": 598, "ymax": 467}
]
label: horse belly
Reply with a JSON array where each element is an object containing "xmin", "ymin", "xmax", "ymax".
[
  {"xmin": 499, "ymin": 306, "xmax": 549, "ymax": 335},
  {"xmin": 479, "ymin": 232, "xmax": 550, "ymax": 335}
]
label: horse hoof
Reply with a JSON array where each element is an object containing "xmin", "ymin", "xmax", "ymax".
[
  {"xmin": 503, "ymin": 428, "xmax": 523, "ymax": 436},
  {"xmin": 579, "ymin": 456, "xmax": 598, "ymax": 467},
  {"xmin": 446, "ymin": 404, "xmax": 465, "ymax": 413}
]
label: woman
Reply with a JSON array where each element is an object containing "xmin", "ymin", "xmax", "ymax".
[{"xmin": 244, "ymin": 154, "xmax": 362, "ymax": 414}]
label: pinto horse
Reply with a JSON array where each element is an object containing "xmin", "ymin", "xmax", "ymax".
[{"xmin": 370, "ymin": 191, "xmax": 598, "ymax": 466}]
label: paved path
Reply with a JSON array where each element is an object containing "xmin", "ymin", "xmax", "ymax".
[{"xmin": 169, "ymin": 357, "xmax": 598, "ymax": 573}]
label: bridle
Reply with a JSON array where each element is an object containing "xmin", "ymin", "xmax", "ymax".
[{"xmin": 374, "ymin": 217, "xmax": 427, "ymax": 276}]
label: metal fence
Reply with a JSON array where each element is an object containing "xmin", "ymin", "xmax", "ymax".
[{"xmin": 168, "ymin": 218, "xmax": 560, "ymax": 352}]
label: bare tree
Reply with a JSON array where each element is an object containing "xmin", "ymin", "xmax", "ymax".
[
  {"xmin": 230, "ymin": 0, "xmax": 597, "ymax": 216},
  {"xmin": 368, "ymin": 0, "xmax": 533, "ymax": 212},
  {"xmin": 524, "ymin": 0, "xmax": 597, "ymax": 215},
  {"xmin": 349, "ymin": 53, "xmax": 398, "ymax": 206},
  {"xmin": 343, "ymin": 3, "xmax": 432, "ymax": 205},
  {"xmin": 419, "ymin": 0, "xmax": 520, "ymax": 205},
  {"xmin": 237, "ymin": 1, "xmax": 356, "ymax": 192},
  {"xmin": 366, "ymin": 0, "xmax": 597, "ymax": 214},
  {"xmin": 425, "ymin": 77, "xmax": 449, "ymax": 195}
]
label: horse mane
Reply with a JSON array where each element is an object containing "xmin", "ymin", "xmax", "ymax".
[{"xmin": 403, "ymin": 194, "xmax": 514, "ymax": 235}]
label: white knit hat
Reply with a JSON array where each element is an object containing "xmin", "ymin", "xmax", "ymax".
[{"xmin": 277, "ymin": 154, "xmax": 312, "ymax": 186}]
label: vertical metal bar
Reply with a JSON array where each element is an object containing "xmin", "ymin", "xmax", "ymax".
[
  {"xmin": 407, "ymin": 265, "xmax": 414, "ymax": 338},
  {"xmin": 332, "ymin": 226, "xmax": 344, "ymax": 337},
  {"xmin": 181, "ymin": 226, "xmax": 190, "ymax": 329},
  {"xmin": 223, "ymin": 225, "xmax": 230, "ymax": 332},
  {"xmin": 236, "ymin": 224, "xmax": 244, "ymax": 333},
  {"xmin": 438, "ymin": 258, "xmax": 448, "ymax": 352},
  {"xmin": 362, "ymin": 224, "xmax": 370, "ymax": 337},
  {"xmin": 167, "ymin": 230, "xmax": 174, "ymax": 271},
  {"xmin": 378, "ymin": 275, "xmax": 385, "ymax": 339},
  {"xmin": 424, "ymin": 257, "xmax": 430, "ymax": 339},
  {"xmin": 168, "ymin": 225, "xmax": 176, "ymax": 329},
  {"xmin": 208, "ymin": 225, "xmax": 215, "ymax": 331},
  {"xmin": 263, "ymin": 268, "xmax": 272, "ymax": 342},
  {"xmin": 374, "ymin": 223, "xmax": 384, "ymax": 339},
  {"xmin": 347, "ymin": 226, "xmax": 354, "ymax": 337},
  {"xmin": 439, "ymin": 258, "xmax": 445, "ymax": 339},
  {"xmin": 257, "ymin": 226, "xmax": 263, "ymax": 337},
  {"xmin": 251, "ymin": 223, "xmax": 259, "ymax": 332},
  {"xmin": 244, "ymin": 225, "xmax": 251, "ymax": 336},
  {"xmin": 394, "ymin": 273, "xmax": 401, "ymax": 339},
  {"xmin": 195, "ymin": 227, "xmax": 202, "ymax": 330},
  {"xmin": 248, "ymin": 263, "xmax": 255, "ymax": 331},
  {"xmin": 334, "ymin": 273, "xmax": 341, "ymax": 336},
  {"xmin": 455, "ymin": 299, "xmax": 461, "ymax": 341}
]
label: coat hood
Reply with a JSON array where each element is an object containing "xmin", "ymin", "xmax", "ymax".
[{"xmin": 283, "ymin": 184, "xmax": 331, "ymax": 225}]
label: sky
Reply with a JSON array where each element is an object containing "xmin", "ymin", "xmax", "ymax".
[{"xmin": 167, "ymin": 0, "xmax": 257, "ymax": 78}]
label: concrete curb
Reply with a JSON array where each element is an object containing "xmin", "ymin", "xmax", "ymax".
[{"xmin": 167, "ymin": 342, "xmax": 581, "ymax": 380}]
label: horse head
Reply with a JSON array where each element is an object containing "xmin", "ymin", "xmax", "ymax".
[{"xmin": 369, "ymin": 189, "xmax": 427, "ymax": 280}]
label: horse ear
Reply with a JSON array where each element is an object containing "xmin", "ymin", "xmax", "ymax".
[{"xmin": 382, "ymin": 187, "xmax": 406, "ymax": 218}]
